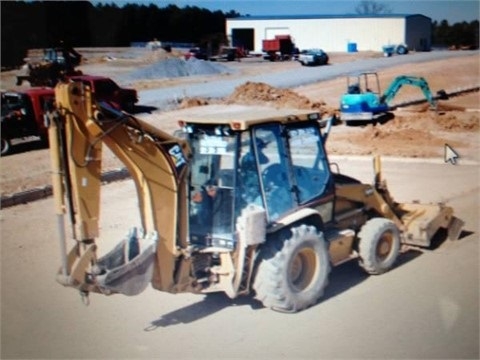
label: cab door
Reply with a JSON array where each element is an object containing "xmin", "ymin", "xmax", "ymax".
[
  {"xmin": 286, "ymin": 122, "xmax": 335, "ymax": 223},
  {"xmin": 251, "ymin": 122, "xmax": 334, "ymax": 223}
]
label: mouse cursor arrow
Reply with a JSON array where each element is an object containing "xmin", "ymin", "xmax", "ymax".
[{"xmin": 444, "ymin": 144, "xmax": 459, "ymax": 165}]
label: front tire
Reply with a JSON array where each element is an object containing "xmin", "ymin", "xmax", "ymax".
[
  {"xmin": 253, "ymin": 225, "xmax": 330, "ymax": 312},
  {"xmin": 357, "ymin": 218, "xmax": 400, "ymax": 275}
]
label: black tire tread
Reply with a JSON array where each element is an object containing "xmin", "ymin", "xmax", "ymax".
[
  {"xmin": 253, "ymin": 224, "xmax": 330, "ymax": 312},
  {"xmin": 357, "ymin": 218, "xmax": 400, "ymax": 275}
]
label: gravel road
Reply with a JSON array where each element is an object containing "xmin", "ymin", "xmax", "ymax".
[{"xmin": 139, "ymin": 50, "xmax": 479, "ymax": 108}]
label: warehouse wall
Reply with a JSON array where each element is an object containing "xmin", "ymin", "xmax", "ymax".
[
  {"xmin": 226, "ymin": 16, "xmax": 428, "ymax": 53},
  {"xmin": 289, "ymin": 18, "xmax": 406, "ymax": 52},
  {"xmin": 405, "ymin": 15, "xmax": 431, "ymax": 51}
]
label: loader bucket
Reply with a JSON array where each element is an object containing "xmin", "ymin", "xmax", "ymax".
[
  {"xmin": 398, "ymin": 202, "xmax": 464, "ymax": 247},
  {"xmin": 95, "ymin": 228, "xmax": 158, "ymax": 296}
]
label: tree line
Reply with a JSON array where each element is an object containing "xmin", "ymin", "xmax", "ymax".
[
  {"xmin": 1, "ymin": 1, "xmax": 239, "ymax": 68},
  {"xmin": 1, "ymin": 1, "xmax": 478, "ymax": 69},
  {"xmin": 432, "ymin": 19, "xmax": 479, "ymax": 49}
]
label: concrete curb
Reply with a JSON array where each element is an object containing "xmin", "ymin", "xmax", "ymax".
[{"xmin": 0, "ymin": 168, "xmax": 131, "ymax": 209}]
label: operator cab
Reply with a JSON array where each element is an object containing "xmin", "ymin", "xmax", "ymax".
[
  {"xmin": 341, "ymin": 72, "xmax": 389, "ymax": 121},
  {"xmin": 181, "ymin": 106, "xmax": 335, "ymax": 250}
]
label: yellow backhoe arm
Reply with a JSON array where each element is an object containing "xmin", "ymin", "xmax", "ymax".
[{"xmin": 48, "ymin": 82, "xmax": 191, "ymax": 296}]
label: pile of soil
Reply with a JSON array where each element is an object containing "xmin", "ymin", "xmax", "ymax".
[
  {"xmin": 328, "ymin": 109, "xmax": 478, "ymax": 158},
  {"xmin": 178, "ymin": 82, "xmax": 338, "ymax": 115},
  {"xmin": 435, "ymin": 111, "xmax": 479, "ymax": 131},
  {"xmin": 382, "ymin": 110, "xmax": 479, "ymax": 132},
  {"xmin": 178, "ymin": 97, "xmax": 212, "ymax": 109},
  {"xmin": 226, "ymin": 81, "xmax": 327, "ymax": 110}
]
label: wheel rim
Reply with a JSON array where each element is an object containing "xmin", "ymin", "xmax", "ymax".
[
  {"xmin": 376, "ymin": 232, "xmax": 393, "ymax": 261},
  {"xmin": 289, "ymin": 248, "xmax": 317, "ymax": 292}
]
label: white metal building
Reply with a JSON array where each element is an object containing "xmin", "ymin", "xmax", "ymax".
[{"xmin": 226, "ymin": 14, "xmax": 431, "ymax": 53}]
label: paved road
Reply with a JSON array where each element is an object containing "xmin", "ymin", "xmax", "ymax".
[
  {"xmin": 1, "ymin": 157, "xmax": 478, "ymax": 359},
  {"xmin": 139, "ymin": 50, "xmax": 479, "ymax": 108}
]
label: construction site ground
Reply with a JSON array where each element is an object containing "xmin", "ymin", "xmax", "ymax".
[
  {"xmin": 1, "ymin": 49, "xmax": 479, "ymax": 359},
  {"xmin": 0, "ymin": 49, "xmax": 478, "ymax": 196}
]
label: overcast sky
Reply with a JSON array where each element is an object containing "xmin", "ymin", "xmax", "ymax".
[{"xmin": 98, "ymin": 0, "xmax": 479, "ymax": 23}]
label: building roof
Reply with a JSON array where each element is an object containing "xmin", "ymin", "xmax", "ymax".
[{"xmin": 229, "ymin": 14, "xmax": 430, "ymax": 21}]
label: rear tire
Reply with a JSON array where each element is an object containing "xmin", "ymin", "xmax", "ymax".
[
  {"xmin": 357, "ymin": 218, "xmax": 400, "ymax": 274},
  {"xmin": 396, "ymin": 45, "xmax": 408, "ymax": 55},
  {"xmin": 253, "ymin": 225, "xmax": 330, "ymax": 312},
  {"xmin": 1, "ymin": 137, "xmax": 11, "ymax": 156}
]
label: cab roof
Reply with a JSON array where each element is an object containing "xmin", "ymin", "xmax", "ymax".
[{"xmin": 178, "ymin": 104, "xmax": 320, "ymax": 130}]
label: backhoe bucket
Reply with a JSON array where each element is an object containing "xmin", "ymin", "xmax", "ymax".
[
  {"xmin": 95, "ymin": 228, "xmax": 158, "ymax": 296},
  {"xmin": 56, "ymin": 228, "xmax": 158, "ymax": 297},
  {"xmin": 398, "ymin": 202, "xmax": 464, "ymax": 247}
]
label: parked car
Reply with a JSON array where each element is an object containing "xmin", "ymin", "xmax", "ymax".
[
  {"xmin": 298, "ymin": 49, "xmax": 329, "ymax": 66},
  {"xmin": 209, "ymin": 47, "xmax": 244, "ymax": 61},
  {"xmin": 184, "ymin": 47, "xmax": 208, "ymax": 60},
  {"xmin": 68, "ymin": 75, "xmax": 138, "ymax": 112}
]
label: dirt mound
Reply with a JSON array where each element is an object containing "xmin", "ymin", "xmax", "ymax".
[
  {"xmin": 340, "ymin": 125, "xmax": 454, "ymax": 157},
  {"xmin": 226, "ymin": 81, "xmax": 333, "ymax": 113},
  {"xmin": 329, "ymin": 107, "xmax": 479, "ymax": 158},
  {"xmin": 435, "ymin": 112, "xmax": 479, "ymax": 131},
  {"xmin": 176, "ymin": 82, "xmax": 339, "ymax": 115},
  {"xmin": 178, "ymin": 97, "xmax": 212, "ymax": 109},
  {"xmin": 387, "ymin": 111, "xmax": 479, "ymax": 132}
]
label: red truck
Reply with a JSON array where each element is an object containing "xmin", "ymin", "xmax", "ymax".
[
  {"xmin": 1, "ymin": 76, "xmax": 138, "ymax": 155},
  {"xmin": 1, "ymin": 87, "xmax": 54, "ymax": 155},
  {"xmin": 262, "ymin": 35, "xmax": 296, "ymax": 61},
  {"xmin": 68, "ymin": 75, "xmax": 138, "ymax": 112}
]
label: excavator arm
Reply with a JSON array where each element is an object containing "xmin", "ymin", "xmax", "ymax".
[
  {"xmin": 380, "ymin": 75, "xmax": 436, "ymax": 107},
  {"xmin": 48, "ymin": 81, "xmax": 191, "ymax": 297}
]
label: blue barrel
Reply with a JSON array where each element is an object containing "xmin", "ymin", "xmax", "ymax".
[{"xmin": 347, "ymin": 42, "xmax": 357, "ymax": 52}]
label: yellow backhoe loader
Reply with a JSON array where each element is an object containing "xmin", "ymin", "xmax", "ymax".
[{"xmin": 47, "ymin": 81, "xmax": 463, "ymax": 312}]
